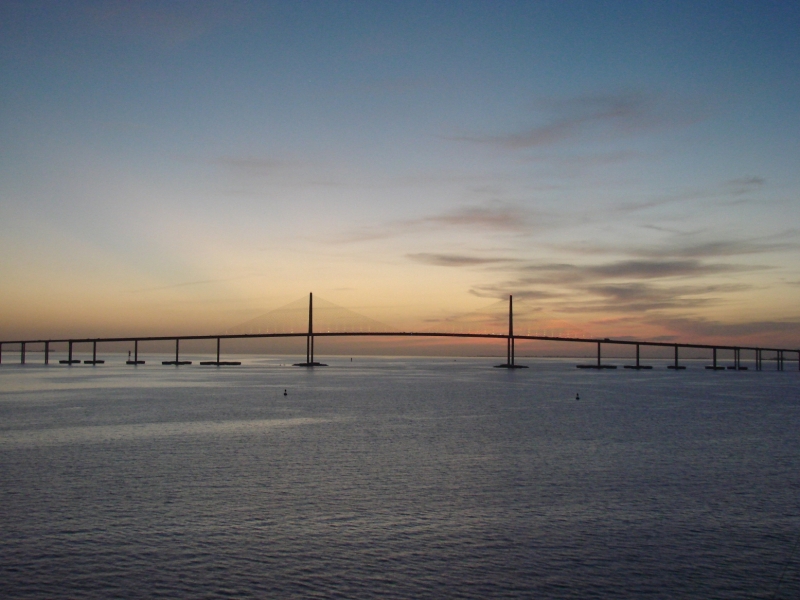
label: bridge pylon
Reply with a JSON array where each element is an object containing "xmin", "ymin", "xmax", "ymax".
[
  {"xmin": 495, "ymin": 295, "xmax": 527, "ymax": 369},
  {"xmin": 293, "ymin": 292, "xmax": 327, "ymax": 367}
]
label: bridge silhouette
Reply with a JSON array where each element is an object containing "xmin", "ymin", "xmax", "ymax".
[{"xmin": 1, "ymin": 293, "xmax": 798, "ymax": 372}]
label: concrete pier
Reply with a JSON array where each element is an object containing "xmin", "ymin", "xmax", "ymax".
[
  {"xmin": 577, "ymin": 341, "xmax": 616, "ymax": 369},
  {"xmin": 706, "ymin": 347, "xmax": 725, "ymax": 370},
  {"xmin": 667, "ymin": 344, "xmax": 686, "ymax": 370},
  {"xmin": 84, "ymin": 340, "xmax": 105, "ymax": 365},
  {"xmin": 624, "ymin": 343, "xmax": 652, "ymax": 369},
  {"xmin": 163, "ymin": 339, "xmax": 191, "ymax": 366},
  {"xmin": 126, "ymin": 339, "xmax": 145, "ymax": 365},
  {"xmin": 200, "ymin": 338, "xmax": 242, "ymax": 366},
  {"xmin": 59, "ymin": 340, "xmax": 81, "ymax": 364},
  {"xmin": 726, "ymin": 348, "xmax": 747, "ymax": 370}
]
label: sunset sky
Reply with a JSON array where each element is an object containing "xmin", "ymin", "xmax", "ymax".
[{"xmin": 2, "ymin": 1, "xmax": 799, "ymax": 349}]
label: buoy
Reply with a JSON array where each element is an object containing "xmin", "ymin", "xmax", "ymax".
[
  {"xmin": 576, "ymin": 393, "xmax": 580, "ymax": 400},
  {"xmin": 283, "ymin": 389, "xmax": 287, "ymax": 396}
]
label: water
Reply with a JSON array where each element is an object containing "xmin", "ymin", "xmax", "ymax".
[{"xmin": 1, "ymin": 356, "xmax": 799, "ymax": 598}]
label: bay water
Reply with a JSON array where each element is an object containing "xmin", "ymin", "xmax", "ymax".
[{"xmin": 1, "ymin": 356, "xmax": 799, "ymax": 598}]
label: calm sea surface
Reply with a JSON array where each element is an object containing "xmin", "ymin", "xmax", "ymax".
[{"xmin": 1, "ymin": 355, "xmax": 799, "ymax": 598}]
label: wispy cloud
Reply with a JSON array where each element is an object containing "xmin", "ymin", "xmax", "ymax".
[
  {"xmin": 335, "ymin": 201, "xmax": 545, "ymax": 243},
  {"xmin": 421, "ymin": 203, "xmax": 533, "ymax": 231},
  {"xmin": 447, "ymin": 91, "xmax": 704, "ymax": 149},
  {"xmin": 569, "ymin": 282, "xmax": 751, "ymax": 312},
  {"xmin": 464, "ymin": 253, "xmax": 758, "ymax": 314},
  {"xmin": 471, "ymin": 279, "xmax": 750, "ymax": 313},
  {"xmin": 130, "ymin": 275, "xmax": 257, "ymax": 294},
  {"xmin": 407, "ymin": 253, "xmax": 517, "ymax": 267},
  {"xmin": 516, "ymin": 259, "xmax": 747, "ymax": 285},
  {"xmin": 649, "ymin": 316, "xmax": 800, "ymax": 339},
  {"xmin": 640, "ymin": 239, "xmax": 797, "ymax": 259},
  {"xmin": 585, "ymin": 259, "xmax": 744, "ymax": 279},
  {"xmin": 724, "ymin": 176, "xmax": 766, "ymax": 196},
  {"xmin": 469, "ymin": 287, "xmax": 559, "ymax": 301},
  {"xmin": 553, "ymin": 231, "xmax": 798, "ymax": 259}
]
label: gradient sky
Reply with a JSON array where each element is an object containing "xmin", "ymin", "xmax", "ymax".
[{"xmin": 2, "ymin": 0, "xmax": 799, "ymax": 347}]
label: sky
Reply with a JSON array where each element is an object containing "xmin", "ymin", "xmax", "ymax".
[{"xmin": 1, "ymin": 0, "xmax": 799, "ymax": 350}]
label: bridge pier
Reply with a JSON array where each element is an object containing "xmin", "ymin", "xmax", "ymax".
[
  {"xmin": 706, "ymin": 347, "xmax": 725, "ymax": 370},
  {"xmin": 577, "ymin": 341, "xmax": 616, "ymax": 369},
  {"xmin": 667, "ymin": 344, "xmax": 686, "ymax": 369},
  {"xmin": 163, "ymin": 339, "xmax": 192, "ymax": 365},
  {"xmin": 727, "ymin": 347, "xmax": 746, "ymax": 370},
  {"xmin": 84, "ymin": 340, "xmax": 105, "ymax": 365},
  {"xmin": 60, "ymin": 340, "xmax": 80, "ymax": 364},
  {"xmin": 625, "ymin": 343, "xmax": 652, "ymax": 369},
  {"xmin": 127, "ymin": 339, "xmax": 145, "ymax": 364},
  {"xmin": 201, "ymin": 337, "xmax": 241, "ymax": 366}
]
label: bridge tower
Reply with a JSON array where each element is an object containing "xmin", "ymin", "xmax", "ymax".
[
  {"xmin": 495, "ymin": 295, "xmax": 527, "ymax": 369},
  {"xmin": 294, "ymin": 292, "xmax": 327, "ymax": 367}
]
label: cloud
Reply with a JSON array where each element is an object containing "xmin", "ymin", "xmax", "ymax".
[
  {"xmin": 335, "ymin": 201, "xmax": 544, "ymax": 243},
  {"xmin": 407, "ymin": 253, "xmax": 517, "ymax": 267},
  {"xmin": 448, "ymin": 91, "xmax": 703, "ymax": 149},
  {"xmin": 421, "ymin": 203, "xmax": 533, "ymax": 232},
  {"xmin": 643, "ymin": 239, "xmax": 797, "ymax": 259},
  {"xmin": 724, "ymin": 176, "xmax": 766, "ymax": 196},
  {"xmin": 470, "ymin": 277, "xmax": 750, "ymax": 312},
  {"xmin": 469, "ymin": 286, "xmax": 558, "ymax": 301},
  {"xmin": 465, "ymin": 255, "xmax": 756, "ymax": 313},
  {"xmin": 586, "ymin": 259, "xmax": 743, "ymax": 279},
  {"xmin": 590, "ymin": 175, "xmax": 768, "ymax": 216},
  {"xmin": 567, "ymin": 282, "xmax": 751, "ymax": 313},
  {"xmin": 515, "ymin": 259, "xmax": 747, "ymax": 285},
  {"xmin": 649, "ymin": 316, "xmax": 800, "ymax": 339},
  {"xmin": 553, "ymin": 231, "xmax": 799, "ymax": 260},
  {"xmin": 130, "ymin": 274, "xmax": 257, "ymax": 293}
]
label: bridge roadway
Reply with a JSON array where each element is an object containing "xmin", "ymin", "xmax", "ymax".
[
  {"xmin": 0, "ymin": 331, "xmax": 798, "ymax": 370},
  {"xmin": 1, "ymin": 294, "xmax": 798, "ymax": 370}
]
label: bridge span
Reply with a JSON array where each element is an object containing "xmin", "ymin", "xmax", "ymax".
[{"xmin": 1, "ymin": 294, "xmax": 798, "ymax": 372}]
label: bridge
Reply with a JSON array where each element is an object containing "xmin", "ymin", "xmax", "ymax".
[{"xmin": 0, "ymin": 293, "xmax": 798, "ymax": 372}]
